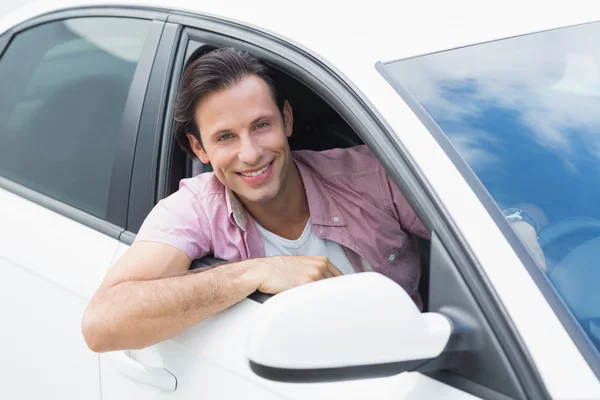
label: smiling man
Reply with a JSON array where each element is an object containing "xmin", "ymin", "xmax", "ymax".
[{"xmin": 82, "ymin": 48, "xmax": 429, "ymax": 352}]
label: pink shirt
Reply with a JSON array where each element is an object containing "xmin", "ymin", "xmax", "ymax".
[{"xmin": 136, "ymin": 145, "xmax": 430, "ymax": 309}]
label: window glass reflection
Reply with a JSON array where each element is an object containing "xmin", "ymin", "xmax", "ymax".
[{"xmin": 387, "ymin": 22, "xmax": 600, "ymax": 352}]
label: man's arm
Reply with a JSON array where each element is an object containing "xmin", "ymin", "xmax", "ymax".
[{"xmin": 81, "ymin": 241, "xmax": 341, "ymax": 352}]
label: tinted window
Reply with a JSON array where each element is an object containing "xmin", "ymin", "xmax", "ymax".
[
  {"xmin": 0, "ymin": 17, "xmax": 150, "ymax": 218},
  {"xmin": 385, "ymin": 23, "xmax": 600, "ymax": 353}
]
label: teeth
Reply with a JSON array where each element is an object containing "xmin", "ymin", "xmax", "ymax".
[{"xmin": 241, "ymin": 163, "xmax": 269, "ymax": 177}]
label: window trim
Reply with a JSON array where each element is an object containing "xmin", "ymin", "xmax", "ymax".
[
  {"xmin": 0, "ymin": 176, "xmax": 122, "ymax": 239},
  {"xmin": 0, "ymin": 31, "xmax": 10, "ymax": 58},
  {"xmin": 106, "ymin": 18, "xmax": 167, "ymax": 227},
  {"xmin": 376, "ymin": 52, "xmax": 600, "ymax": 380},
  {"xmin": 0, "ymin": 6, "xmax": 168, "ymax": 236},
  {"xmin": 126, "ymin": 22, "xmax": 181, "ymax": 233},
  {"xmin": 120, "ymin": 10, "xmax": 549, "ymax": 398}
]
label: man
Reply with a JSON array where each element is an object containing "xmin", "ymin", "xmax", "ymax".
[{"xmin": 81, "ymin": 48, "xmax": 429, "ymax": 353}]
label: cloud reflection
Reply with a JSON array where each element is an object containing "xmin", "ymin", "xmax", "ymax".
[
  {"xmin": 388, "ymin": 20, "xmax": 600, "ymax": 226},
  {"xmin": 391, "ymin": 22, "xmax": 600, "ymax": 160}
]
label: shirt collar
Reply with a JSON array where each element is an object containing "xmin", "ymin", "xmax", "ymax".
[
  {"xmin": 225, "ymin": 187, "xmax": 247, "ymax": 231},
  {"xmin": 224, "ymin": 155, "xmax": 347, "ymax": 231}
]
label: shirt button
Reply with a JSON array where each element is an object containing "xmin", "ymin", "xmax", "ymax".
[
  {"xmin": 332, "ymin": 217, "xmax": 340, "ymax": 222},
  {"xmin": 319, "ymin": 227, "xmax": 324, "ymax": 233},
  {"xmin": 388, "ymin": 254, "xmax": 396, "ymax": 261}
]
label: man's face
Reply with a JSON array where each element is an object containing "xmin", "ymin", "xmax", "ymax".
[{"xmin": 188, "ymin": 75, "xmax": 294, "ymax": 205}]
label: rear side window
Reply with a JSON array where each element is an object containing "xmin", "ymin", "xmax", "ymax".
[{"xmin": 0, "ymin": 17, "xmax": 150, "ymax": 218}]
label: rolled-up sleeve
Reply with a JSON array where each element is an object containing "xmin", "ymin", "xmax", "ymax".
[{"xmin": 134, "ymin": 186, "xmax": 212, "ymax": 261}]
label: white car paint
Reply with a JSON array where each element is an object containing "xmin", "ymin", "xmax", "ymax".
[
  {"xmin": 1, "ymin": 0, "xmax": 599, "ymax": 399},
  {"xmin": 246, "ymin": 272, "xmax": 452, "ymax": 368},
  {"xmin": 0, "ymin": 182, "xmax": 118, "ymax": 400}
]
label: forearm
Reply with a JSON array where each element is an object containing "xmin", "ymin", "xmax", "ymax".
[{"xmin": 82, "ymin": 260, "xmax": 259, "ymax": 352}]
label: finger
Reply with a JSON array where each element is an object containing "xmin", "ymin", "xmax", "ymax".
[
  {"xmin": 307, "ymin": 269, "xmax": 328, "ymax": 283},
  {"xmin": 316, "ymin": 257, "xmax": 336, "ymax": 278},
  {"xmin": 320, "ymin": 268, "xmax": 334, "ymax": 279},
  {"xmin": 327, "ymin": 261, "xmax": 344, "ymax": 277}
]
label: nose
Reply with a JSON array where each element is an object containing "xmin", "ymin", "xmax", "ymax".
[{"xmin": 237, "ymin": 133, "xmax": 263, "ymax": 165}]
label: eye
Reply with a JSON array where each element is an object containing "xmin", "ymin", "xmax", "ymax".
[
  {"xmin": 217, "ymin": 133, "xmax": 234, "ymax": 141},
  {"xmin": 255, "ymin": 122, "xmax": 269, "ymax": 130}
]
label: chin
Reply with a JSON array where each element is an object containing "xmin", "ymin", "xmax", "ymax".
[
  {"xmin": 237, "ymin": 185, "xmax": 280, "ymax": 204},
  {"xmin": 242, "ymin": 191, "xmax": 277, "ymax": 204}
]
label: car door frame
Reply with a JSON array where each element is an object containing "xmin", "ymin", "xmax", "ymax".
[
  {"xmin": 119, "ymin": 9, "xmax": 557, "ymax": 399},
  {"xmin": 0, "ymin": 6, "xmax": 168, "ymax": 238}
]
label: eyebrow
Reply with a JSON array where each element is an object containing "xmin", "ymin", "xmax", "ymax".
[{"xmin": 250, "ymin": 115, "xmax": 271, "ymax": 126}]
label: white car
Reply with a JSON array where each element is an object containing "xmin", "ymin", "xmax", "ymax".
[{"xmin": 1, "ymin": 0, "xmax": 599, "ymax": 399}]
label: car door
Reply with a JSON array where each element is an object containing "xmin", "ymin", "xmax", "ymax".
[
  {"xmin": 96, "ymin": 12, "xmax": 523, "ymax": 400},
  {"xmin": 0, "ymin": 9, "xmax": 162, "ymax": 400}
]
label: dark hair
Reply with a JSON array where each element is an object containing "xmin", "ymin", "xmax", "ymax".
[{"xmin": 174, "ymin": 47, "xmax": 285, "ymax": 158}]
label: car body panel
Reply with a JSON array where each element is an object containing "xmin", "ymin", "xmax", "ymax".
[
  {"xmin": 2, "ymin": 0, "xmax": 600, "ymax": 63},
  {"xmin": 0, "ymin": 185, "xmax": 119, "ymax": 399}
]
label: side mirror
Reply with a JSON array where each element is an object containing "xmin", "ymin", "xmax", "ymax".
[{"xmin": 246, "ymin": 272, "xmax": 456, "ymax": 382}]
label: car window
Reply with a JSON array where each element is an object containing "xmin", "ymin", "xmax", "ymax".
[
  {"xmin": 383, "ymin": 22, "xmax": 600, "ymax": 353},
  {"xmin": 0, "ymin": 17, "xmax": 150, "ymax": 218}
]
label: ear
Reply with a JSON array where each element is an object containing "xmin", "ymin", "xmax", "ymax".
[
  {"xmin": 186, "ymin": 133, "xmax": 210, "ymax": 164},
  {"xmin": 283, "ymin": 100, "xmax": 294, "ymax": 138}
]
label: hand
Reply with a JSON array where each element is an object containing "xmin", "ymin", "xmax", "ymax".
[{"xmin": 249, "ymin": 256, "xmax": 343, "ymax": 294}]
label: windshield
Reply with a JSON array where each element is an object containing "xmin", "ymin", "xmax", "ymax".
[{"xmin": 383, "ymin": 22, "xmax": 600, "ymax": 353}]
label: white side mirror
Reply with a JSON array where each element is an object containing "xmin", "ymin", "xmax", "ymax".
[{"xmin": 246, "ymin": 272, "xmax": 453, "ymax": 381}]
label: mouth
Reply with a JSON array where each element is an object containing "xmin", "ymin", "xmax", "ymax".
[{"xmin": 237, "ymin": 161, "xmax": 273, "ymax": 178}]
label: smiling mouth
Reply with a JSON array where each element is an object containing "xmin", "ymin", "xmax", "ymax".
[{"xmin": 238, "ymin": 161, "xmax": 273, "ymax": 177}]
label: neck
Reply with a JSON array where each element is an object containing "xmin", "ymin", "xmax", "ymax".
[{"xmin": 240, "ymin": 162, "xmax": 309, "ymax": 240}]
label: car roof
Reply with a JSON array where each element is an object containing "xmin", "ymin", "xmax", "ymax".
[{"xmin": 2, "ymin": 0, "xmax": 600, "ymax": 68}]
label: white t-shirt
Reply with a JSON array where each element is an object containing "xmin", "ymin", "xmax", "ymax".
[{"xmin": 255, "ymin": 219, "xmax": 371, "ymax": 275}]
